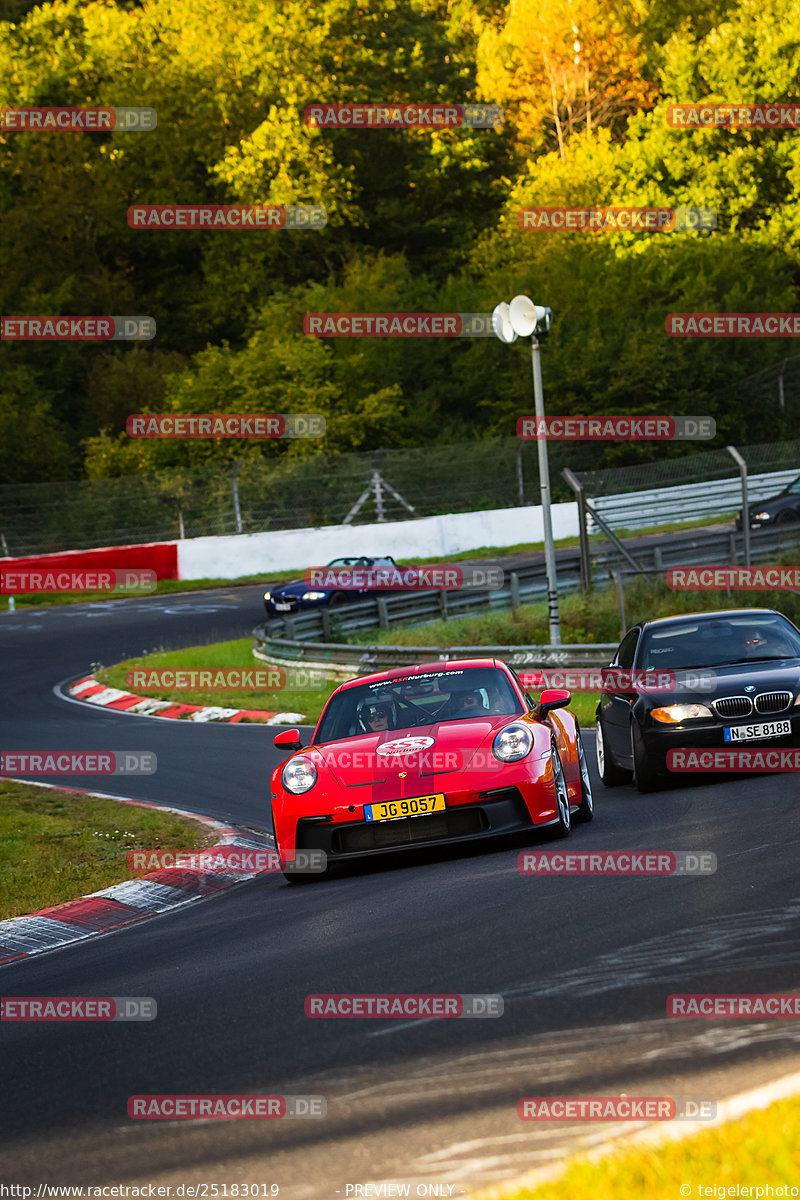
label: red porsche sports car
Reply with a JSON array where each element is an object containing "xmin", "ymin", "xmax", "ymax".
[{"xmin": 269, "ymin": 658, "xmax": 593, "ymax": 878}]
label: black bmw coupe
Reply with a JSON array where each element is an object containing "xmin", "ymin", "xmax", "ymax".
[{"xmin": 596, "ymin": 608, "xmax": 800, "ymax": 792}]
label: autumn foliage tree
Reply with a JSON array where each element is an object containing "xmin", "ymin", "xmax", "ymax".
[{"xmin": 477, "ymin": 0, "xmax": 657, "ymax": 156}]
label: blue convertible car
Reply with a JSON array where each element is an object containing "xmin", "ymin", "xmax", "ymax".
[{"xmin": 264, "ymin": 556, "xmax": 400, "ymax": 618}]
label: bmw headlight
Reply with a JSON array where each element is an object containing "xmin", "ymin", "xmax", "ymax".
[
  {"xmin": 302, "ymin": 591, "xmax": 327, "ymax": 601},
  {"xmin": 493, "ymin": 723, "xmax": 533, "ymax": 762},
  {"xmin": 752, "ymin": 512, "xmax": 770, "ymax": 522},
  {"xmin": 264, "ymin": 591, "xmax": 271, "ymax": 601},
  {"xmin": 651, "ymin": 703, "xmax": 713, "ymax": 723},
  {"xmin": 282, "ymin": 756, "xmax": 318, "ymax": 794}
]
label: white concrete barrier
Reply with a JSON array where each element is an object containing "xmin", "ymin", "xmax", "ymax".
[{"xmin": 176, "ymin": 501, "xmax": 579, "ymax": 580}]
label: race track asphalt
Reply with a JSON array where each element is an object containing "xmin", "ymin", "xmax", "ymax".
[{"xmin": 2, "ymin": 585, "xmax": 799, "ymax": 1195}]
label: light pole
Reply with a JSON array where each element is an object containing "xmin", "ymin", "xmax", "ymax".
[{"xmin": 493, "ymin": 296, "xmax": 561, "ymax": 645}]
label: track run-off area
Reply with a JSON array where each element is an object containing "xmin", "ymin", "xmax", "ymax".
[{"xmin": 2, "ymin": 584, "xmax": 800, "ymax": 1195}]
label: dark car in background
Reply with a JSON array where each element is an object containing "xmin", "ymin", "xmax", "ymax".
[
  {"xmin": 264, "ymin": 556, "xmax": 400, "ymax": 618},
  {"xmin": 736, "ymin": 473, "xmax": 800, "ymax": 530},
  {"xmin": 596, "ymin": 608, "xmax": 800, "ymax": 793}
]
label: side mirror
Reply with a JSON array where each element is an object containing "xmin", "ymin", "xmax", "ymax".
[
  {"xmin": 274, "ymin": 728, "xmax": 304, "ymax": 752},
  {"xmin": 539, "ymin": 688, "xmax": 571, "ymax": 718}
]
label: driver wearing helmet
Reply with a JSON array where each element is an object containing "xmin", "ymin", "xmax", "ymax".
[
  {"xmin": 440, "ymin": 678, "xmax": 489, "ymax": 720},
  {"xmin": 357, "ymin": 698, "xmax": 395, "ymax": 733}
]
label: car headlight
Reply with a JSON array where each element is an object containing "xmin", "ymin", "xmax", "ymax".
[
  {"xmin": 651, "ymin": 703, "xmax": 713, "ymax": 723},
  {"xmin": 752, "ymin": 512, "xmax": 771, "ymax": 522},
  {"xmin": 264, "ymin": 591, "xmax": 271, "ymax": 601},
  {"xmin": 282, "ymin": 756, "xmax": 318, "ymax": 794},
  {"xmin": 302, "ymin": 591, "xmax": 327, "ymax": 601},
  {"xmin": 492, "ymin": 723, "xmax": 533, "ymax": 762}
]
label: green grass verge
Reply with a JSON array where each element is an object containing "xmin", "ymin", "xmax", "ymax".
[
  {"xmin": 94, "ymin": 638, "xmax": 601, "ymax": 728},
  {"xmin": 351, "ymin": 575, "xmax": 800, "ymax": 650},
  {"xmin": 485, "ymin": 1093, "xmax": 800, "ymax": 1200},
  {"xmin": 95, "ymin": 638, "xmax": 335, "ymax": 723},
  {"xmin": 0, "ymin": 779, "xmax": 217, "ymax": 920}
]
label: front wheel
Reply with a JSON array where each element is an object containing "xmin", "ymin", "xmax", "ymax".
[
  {"xmin": 595, "ymin": 718, "xmax": 633, "ymax": 786},
  {"xmin": 573, "ymin": 729, "xmax": 594, "ymax": 823},
  {"xmin": 551, "ymin": 744, "xmax": 571, "ymax": 838}
]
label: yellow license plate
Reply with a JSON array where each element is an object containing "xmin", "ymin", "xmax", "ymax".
[{"xmin": 363, "ymin": 794, "xmax": 446, "ymax": 822}]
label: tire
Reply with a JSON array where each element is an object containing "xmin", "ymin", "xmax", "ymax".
[
  {"xmin": 573, "ymin": 728, "xmax": 594, "ymax": 823},
  {"xmin": 551, "ymin": 743, "xmax": 571, "ymax": 838},
  {"xmin": 595, "ymin": 718, "xmax": 633, "ymax": 787},
  {"xmin": 281, "ymin": 857, "xmax": 331, "ymax": 883},
  {"xmin": 632, "ymin": 725, "xmax": 663, "ymax": 794}
]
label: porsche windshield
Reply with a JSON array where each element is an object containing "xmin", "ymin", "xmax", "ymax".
[
  {"xmin": 638, "ymin": 614, "xmax": 800, "ymax": 671},
  {"xmin": 313, "ymin": 667, "xmax": 523, "ymax": 743}
]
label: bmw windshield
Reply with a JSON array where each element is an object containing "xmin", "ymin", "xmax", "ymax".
[{"xmin": 637, "ymin": 614, "xmax": 800, "ymax": 671}]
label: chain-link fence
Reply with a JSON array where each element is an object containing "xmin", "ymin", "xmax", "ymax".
[
  {"xmin": 0, "ymin": 439, "xmax": 580, "ymax": 556},
  {"xmin": 3, "ymin": 345, "xmax": 800, "ymax": 555}
]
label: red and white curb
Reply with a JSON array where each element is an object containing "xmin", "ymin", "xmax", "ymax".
[
  {"xmin": 0, "ymin": 781, "xmax": 275, "ymax": 967},
  {"xmin": 67, "ymin": 674, "xmax": 305, "ymax": 724}
]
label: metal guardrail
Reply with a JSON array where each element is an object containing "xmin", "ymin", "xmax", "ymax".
[
  {"xmin": 251, "ymin": 523, "xmax": 800, "ymax": 676},
  {"xmin": 252, "ymin": 636, "xmax": 619, "ymax": 678},
  {"xmin": 590, "ymin": 467, "xmax": 799, "ymax": 532},
  {"xmin": 254, "ymin": 523, "xmax": 800, "ymax": 643}
]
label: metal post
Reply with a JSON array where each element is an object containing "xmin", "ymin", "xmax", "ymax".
[
  {"xmin": 0, "ymin": 533, "xmax": 9, "ymax": 557},
  {"xmin": 726, "ymin": 446, "xmax": 750, "ymax": 567},
  {"xmin": 232, "ymin": 458, "xmax": 243, "ymax": 534},
  {"xmin": 562, "ymin": 468, "xmax": 591, "ymax": 592},
  {"xmin": 178, "ymin": 510, "xmax": 185, "ymax": 539},
  {"xmin": 613, "ymin": 570, "xmax": 626, "ymax": 640},
  {"xmin": 516, "ymin": 443, "xmax": 524, "ymax": 505},
  {"xmin": 778, "ymin": 359, "xmax": 786, "ymax": 410},
  {"xmin": 373, "ymin": 470, "xmax": 385, "ymax": 522},
  {"xmin": 510, "ymin": 571, "xmax": 521, "ymax": 617},
  {"xmin": 531, "ymin": 338, "xmax": 561, "ymax": 644}
]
